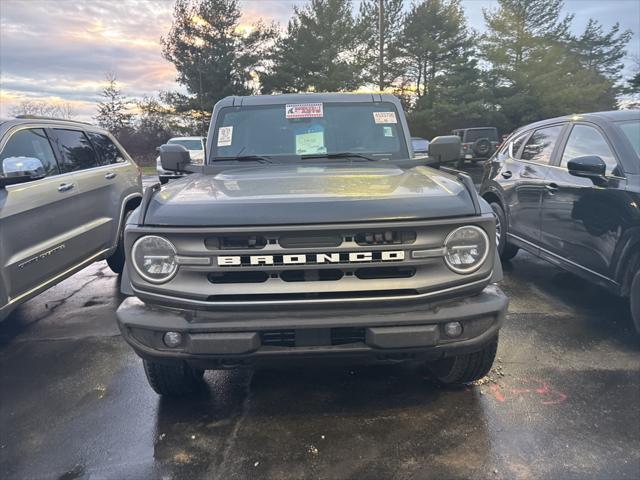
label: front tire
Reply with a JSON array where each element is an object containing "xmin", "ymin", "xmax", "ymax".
[
  {"xmin": 631, "ymin": 269, "xmax": 640, "ymax": 335},
  {"xmin": 143, "ymin": 360, "xmax": 205, "ymax": 396},
  {"xmin": 489, "ymin": 201, "xmax": 519, "ymax": 261},
  {"xmin": 429, "ymin": 336, "xmax": 498, "ymax": 385}
]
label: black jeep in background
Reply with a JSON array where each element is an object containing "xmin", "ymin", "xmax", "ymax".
[
  {"xmin": 453, "ymin": 127, "xmax": 500, "ymax": 166},
  {"xmin": 479, "ymin": 110, "xmax": 640, "ymax": 333}
]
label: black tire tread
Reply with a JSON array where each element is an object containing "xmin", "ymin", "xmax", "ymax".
[
  {"xmin": 489, "ymin": 201, "xmax": 519, "ymax": 261},
  {"xmin": 432, "ymin": 337, "xmax": 498, "ymax": 385},
  {"xmin": 631, "ymin": 269, "xmax": 640, "ymax": 335},
  {"xmin": 106, "ymin": 210, "xmax": 132, "ymax": 274},
  {"xmin": 143, "ymin": 360, "xmax": 204, "ymax": 396}
]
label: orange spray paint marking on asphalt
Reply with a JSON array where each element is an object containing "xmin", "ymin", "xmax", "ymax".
[
  {"xmin": 490, "ymin": 383, "xmax": 506, "ymax": 402},
  {"xmin": 488, "ymin": 378, "xmax": 567, "ymax": 405}
]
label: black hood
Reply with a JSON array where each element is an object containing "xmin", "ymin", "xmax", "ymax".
[{"xmin": 143, "ymin": 164, "xmax": 476, "ymax": 226}]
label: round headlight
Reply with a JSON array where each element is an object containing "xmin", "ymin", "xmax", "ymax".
[
  {"xmin": 444, "ymin": 226, "xmax": 489, "ymax": 274},
  {"xmin": 132, "ymin": 235, "xmax": 178, "ymax": 283}
]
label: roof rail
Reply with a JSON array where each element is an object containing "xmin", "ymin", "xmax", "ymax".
[{"xmin": 14, "ymin": 115, "xmax": 93, "ymax": 126}]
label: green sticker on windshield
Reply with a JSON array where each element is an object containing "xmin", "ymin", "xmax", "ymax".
[{"xmin": 296, "ymin": 131, "xmax": 326, "ymax": 155}]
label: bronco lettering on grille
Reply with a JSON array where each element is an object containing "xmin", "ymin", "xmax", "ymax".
[{"xmin": 217, "ymin": 250, "xmax": 405, "ymax": 267}]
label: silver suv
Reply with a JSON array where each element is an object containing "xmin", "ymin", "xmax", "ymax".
[{"xmin": 0, "ymin": 117, "xmax": 143, "ymax": 321}]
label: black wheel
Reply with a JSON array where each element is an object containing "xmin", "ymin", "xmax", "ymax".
[
  {"xmin": 429, "ymin": 336, "xmax": 498, "ymax": 385},
  {"xmin": 107, "ymin": 210, "xmax": 132, "ymax": 274},
  {"xmin": 631, "ymin": 269, "xmax": 640, "ymax": 335},
  {"xmin": 489, "ymin": 201, "xmax": 519, "ymax": 260},
  {"xmin": 143, "ymin": 360, "xmax": 205, "ymax": 396}
]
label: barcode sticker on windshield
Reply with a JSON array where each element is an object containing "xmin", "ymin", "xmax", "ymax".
[
  {"xmin": 373, "ymin": 112, "xmax": 397, "ymax": 124},
  {"xmin": 217, "ymin": 126, "xmax": 233, "ymax": 147},
  {"xmin": 286, "ymin": 103, "xmax": 323, "ymax": 119}
]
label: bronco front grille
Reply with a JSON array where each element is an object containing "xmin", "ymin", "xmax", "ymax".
[{"xmin": 129, "ymin": 218, "xmax": 495, "ymax": 304}]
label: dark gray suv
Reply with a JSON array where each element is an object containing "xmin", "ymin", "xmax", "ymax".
[
  {"xmin": 116, "ymin": 93, "xmax": 508, "ymax": 396},
  {"xmin": 0, "ymin": 117, "xmax": 143, "ymax": 321}
]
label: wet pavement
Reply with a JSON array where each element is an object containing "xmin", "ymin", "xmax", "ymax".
[{"xmin": 1, "ymin": 165, "xmax": 639, "ymax": 480}]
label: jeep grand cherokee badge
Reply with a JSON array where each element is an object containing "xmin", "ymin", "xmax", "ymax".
[{"xmin": 116, "ymin": 93, "xmax": 508, "ymax": 397}]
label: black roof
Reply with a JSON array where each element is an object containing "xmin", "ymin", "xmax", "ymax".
[{"xmin": 577, "ymin": 110, "xmax": 640, "ymax": 121}]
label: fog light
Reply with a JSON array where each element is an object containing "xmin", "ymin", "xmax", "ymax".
[
  {"xmin": 163, "ymin": 331, "xmax": 183, "ymax": 348},
  {"xmin": 444, "ymin": 322, "xmax": 463, "ymax": 338}
]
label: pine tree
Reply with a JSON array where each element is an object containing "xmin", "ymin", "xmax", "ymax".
[
  {"xmin": 260, "ymin": 0, "xmax": 364, "ymax": 93},
  {"xmin": 480, "ymin": 0, "xmax": 622, "ymax": 131},
  {"xmin": 482, "ymin": 0, "xmax": 573, "ymax": 74},
  {"xmin": 95, "ymin": 72, "xmax": 132, "ymax": 134},
  {"xmin": 400, "ymin": 0, "xmax": 475, "ymax": 106},
  {"xmin": 571, "ymin": 19, "xmax": 632, "ymax": 81},
  {"xmin": 161, "ymin": 0, "xmax": 276, "ymax": 121}
]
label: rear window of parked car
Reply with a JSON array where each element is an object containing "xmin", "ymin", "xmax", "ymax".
[
  {"xmin": 87, "ymin": 132, "xmax": 126, "ymax": 164},
  {"xmin": 53, "ymin": 129, "xmax": 100, "ymax": 173},
  {"xmin": 520, "ymin": 125, "xmax": 564, "ymax": 165},
  {"xmin": 0, "ymin": 128, "xmax": 59, "ymax": 177},
  {"xmin": 617, "ymin": 120, "xmax": 640, "ymax": 158}
]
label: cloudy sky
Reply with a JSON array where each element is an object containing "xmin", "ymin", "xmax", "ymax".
[{"xmin": 1, "ymin": 0, "xmax": 638, "ymax": 121}]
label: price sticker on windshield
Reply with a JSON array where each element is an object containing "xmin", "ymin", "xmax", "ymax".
[
  {"xmin": 217, "ymin": 126, "xmax": 233, "ymax": 147},
  {"xmin": 373, "ymin": 112, "xmax": 397, "ymax": 124},
  {"xmin": 286, "ymin": 103, "xmax": 324, "ymax": 119}
]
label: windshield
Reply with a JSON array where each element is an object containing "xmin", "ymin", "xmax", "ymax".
[
  {"xmin": 464, "ymin": 129, "xmax": 498, "ymax": 142},
  {"xmin": 168, "ymin": 139, "xmax": 203, "ymax": 151},
  {"xmin": 617, "ymin": 120, "xmax": 640, "ymax": 158},
  {"xmin": 211, "ymin": 102, "xmax": 408, "ymax": 161}
]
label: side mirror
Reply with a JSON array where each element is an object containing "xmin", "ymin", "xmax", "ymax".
[
  {"xmin": 428, "ymin": 135, "xmax": 462, "ymax": 165},
  {"xmin": 0, "ymin": 156, "xmax": 46, "ymax": 187},
  {"xmin": 160, "ymin": 144, "xmax": 191, "ymax": 172},
  {"xmin": 567, "ymin": 155, "xmax": 606, "ymax": 178}
]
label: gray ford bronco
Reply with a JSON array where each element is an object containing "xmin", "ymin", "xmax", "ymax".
[{"xmin": 116, "ymin": 94, "xmax": 508, "ymax": 396}]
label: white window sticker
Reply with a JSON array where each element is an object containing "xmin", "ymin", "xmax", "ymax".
[
  {"xmin": 296, "ymin": 131, "xmax": 326, "ymax": 155},
  {"xmin": 217, "ymin": 126, "xmax": 233, "ymax": 147},
  {"xmin": 373, "ymin": 111, "xmax": 397, "ymax": 124},
  {"xmin": 286, "ymin": 103, "xmax": 324, "ymax": 119},
  {"xmin": 383, "ymin": 126, "xmax": 394, "ymax": 137}
]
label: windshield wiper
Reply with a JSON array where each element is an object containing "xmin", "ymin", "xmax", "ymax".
[
  {"xmin": 301, "ymin": 152, "xmax": 378, "ymax": 162},
  {"xmin": 213, "ymin": 155, "xmax": 273, "ymax": 164}
]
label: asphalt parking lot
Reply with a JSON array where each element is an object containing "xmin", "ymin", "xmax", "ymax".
[{"xmin": 1, "ymin": 165, "xmax": 639, "ymax": 480}]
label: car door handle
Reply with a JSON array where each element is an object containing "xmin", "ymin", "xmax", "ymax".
[
  {"xmin": 501, "ymin": 170, "xmax": 512, "ymax": 179},
  {"xmin": 545, "ymin": 183, "xmax": 559, "ymax": 193},
  {"xmin": 58, "ymin": 183, "xmax": 75, "ymax": 192},
  {"xmin": 105, "ymin": 172, "xmax": 117, "ymax": 180}
]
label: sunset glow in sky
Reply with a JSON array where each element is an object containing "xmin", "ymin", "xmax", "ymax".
[{"xmin": 1, "ymin": 0, "xmax": 638, "ymax": 121}]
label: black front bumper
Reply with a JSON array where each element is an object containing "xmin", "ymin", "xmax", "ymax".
[{"xmin": 116, "ymin": 285, "xmax": 507, "ymax": 369}]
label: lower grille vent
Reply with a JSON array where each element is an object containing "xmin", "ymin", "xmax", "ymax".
[
  {"xmin": 208, "ymin": 271, "xmax": 269, "ymax": 284},
  {"xmin": 280, "ymin": 269, "xmax": 343, "ymax": 282},
  {"xmin": 331, "ymin": 327, "xmax": 366, "ymax": 345},
  {"xmin": 355, "ymin": 267, "xmax": 415, "ymax": 280},
  {"xmin": 260, "ymin": 328, "xmax": 366, "ymax": 348},
  {"xmin": 261, "ymin": 330, "xmax": 296, "ymax": 347}
]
